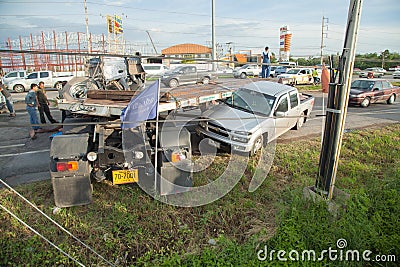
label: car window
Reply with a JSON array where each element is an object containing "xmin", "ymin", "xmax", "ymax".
[
  {"xmin": 27, "ymin": 73, "xmax": 38, "ymax": 79},
  {"xmin": 289, "ymin": 91, "xmax": 299, "ymax": 109},
  {"xmin": 19, "ymin": 71, "xmax": 25, "ymax": 77},
  {"xmin": 40, "ymin": 72, "xmax": 49, "ymax": 78},
  {"xmin": 276, "ymin": 96, "xmax": 289, "ymax": 113},
  {"xmin": 300, "ymin": 70, "xmax": 306, "ymax": 74},
  {"xmin": 382, "ymin": 81, "xmax": 392, "ymax": 89},
  {"xmin": 374, "ymin": 81, "xmax": 383, "ymax": 90},
  {"xmin": 6, "ymin": 72, "xmax": 17, "ymax": 78}
]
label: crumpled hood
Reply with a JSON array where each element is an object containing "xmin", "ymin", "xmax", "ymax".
[{"xmin": 202, "ymin": 104, "xmax": 269, "ymax": 133}]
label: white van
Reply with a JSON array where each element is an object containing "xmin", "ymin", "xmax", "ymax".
[{"xmin": 142, "ymin": 64, "xmax": 169, "ymax": 76}]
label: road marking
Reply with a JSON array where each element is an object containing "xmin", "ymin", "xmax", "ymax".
[
  {"xmin": 0, "ymin": 149, "xmax": 49, "ymax": 158},
  {"xmin": 0, "ymin": 144, "xmax": 25, "ymax": 149}
]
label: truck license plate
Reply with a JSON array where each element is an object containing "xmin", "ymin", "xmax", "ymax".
[{"xmin": 112, "ymin": 169, "xmax": 138, "ymax": 185}]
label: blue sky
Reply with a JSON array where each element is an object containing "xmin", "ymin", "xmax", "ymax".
[{"xmin": 0, "ymin": 0, "xmax": 399, "ymax": 57}]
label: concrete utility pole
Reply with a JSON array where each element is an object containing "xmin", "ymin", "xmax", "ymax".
[
  {"xmin": 320, "ymin": 17, "xmax": 328, "ymax": 65},
  {"xmin": 316, "ymin": 0, "xmax": 363, "ymax": 200},
  {"xmin": 211, "ymin": 0, "xmax": 216, "ymax": 71}
]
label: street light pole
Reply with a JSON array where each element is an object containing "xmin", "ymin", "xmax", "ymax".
[{"xmin": 211, "ymin": 0, "xmax": 216, "ymax": 71}]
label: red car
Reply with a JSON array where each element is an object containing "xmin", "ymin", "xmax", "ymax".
[{"xmin": 349, "ymin": 79, "xmax": 400, "ymax": 107}]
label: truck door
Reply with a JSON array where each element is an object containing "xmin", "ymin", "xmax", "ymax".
[
  {"xmin": 273, "ymin": 94, "xmax": 291, "ymax": 137},
  {"xmin": 185, "ymin": 66, "xmax": 197, "ymax": 83},
  {"xmin": 288, "ymin": 91, "xmax": 300, "ymax": 128},
  {"xmin": 39, "ymin": 71, "xmax": 52, "ymax": 88},
  {"xmin": 26, "ymin": 72, "xmax": 39, "ymax": 85}
]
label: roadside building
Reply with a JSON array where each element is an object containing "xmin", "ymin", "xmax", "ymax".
[{"xmin": 161, "ymin": 43, "xmax": 212, "ymax": 66}]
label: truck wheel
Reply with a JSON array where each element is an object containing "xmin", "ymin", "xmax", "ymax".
[
  {"xmin": 250, "ymin": 136, "xmax": 263, "ymax": 156},
  {"xmin": 13, "ymin": 84, "xmax": 25, "ymax": 93},
  {"xmin": 240, "ymin": 72, "xmax": 247, "ymax": 79},
  {"xmin": 295, "ymin": 112, "xmax": 305, "ymax": 130},
  {"xmin": 55, "ymin": 82, "xmax": 63, "ymax": 90},
  {"xmin": 387, "ymin": 94, "xmax": 396, "ymax": 104},
  {"xmin": 202, "ymin": 77, "xmax": 210, "ymax": 85},
  {"xmin": 360, "ymin": 97, "xmax": 370, "ymax": 108},
  {"xmin": 169, "ymin": 79, "xmax": 179, "ymax": 88}
]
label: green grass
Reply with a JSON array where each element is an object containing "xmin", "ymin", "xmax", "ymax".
[{"xmin": 1, "ymin": 124, "xmax": 399, "ymax": 266}]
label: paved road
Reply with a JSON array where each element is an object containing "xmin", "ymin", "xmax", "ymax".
[{"xmin": 1, "ymin": 79, "xmax": 399, "ymax": 186}]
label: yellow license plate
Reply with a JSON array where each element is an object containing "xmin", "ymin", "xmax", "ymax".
[{"xmin": 112, "ymin": 169, "xmax": 138, "ymax": 185}]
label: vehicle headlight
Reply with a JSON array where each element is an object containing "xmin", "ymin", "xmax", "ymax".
[
  {"xmin": 231, "ymin": 131, "xmax": 251, "ymax": 143},
  {"xmin": 134, "ymin": 151, "xmax": 144, "ymax": 159},
  {"xmin": 87, "ymin": 151, "xmax": 97, "ymax": 161}
]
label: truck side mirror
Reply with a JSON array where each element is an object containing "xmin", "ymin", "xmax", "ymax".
[{"xmin": 275, "ymin": 111, "xmax": 285, "ymax": 117}]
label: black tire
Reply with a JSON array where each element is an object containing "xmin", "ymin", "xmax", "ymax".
[
  {"xmin": 13, "ymin": 84, "xmax": 25, "ymax": 93},
  {"xmin": 295, "ymin": 112, "xmax": 305, "ymax": 130},
  {"xmin": 387, "ymin": 94, "xmax": 396, "ymax": 104},
  {"xmin": 250, "ymin": 135, "xmax": 263, "ymax": 157},
  {"xmin": 202, "ymin": 77, "xmax": 210, "ymax": 85},
  {"xmin": 360, "ymin": 97, "xmax": 371, "ymax": 108},
  {"xmin": 240, "ymin": 72, "xmax": 247, "ymax": 79},
  {"xmin": 55, "ymin": 82, "xmax": 63, "ymax": 90},
  {"xmin": 168, "ymin": 79, "xmax": 179, "ymax": 88},
  {"xmin": 62, "ymin": 76, "xmax": 92, "ymax": 101}
]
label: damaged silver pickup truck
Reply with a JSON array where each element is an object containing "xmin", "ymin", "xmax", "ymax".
[{"xmin": 196, "ymin": 81, "xmax": 315, "ymax": 155}]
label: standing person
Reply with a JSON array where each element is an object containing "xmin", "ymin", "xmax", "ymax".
[
  {"xmin": 312, "ymin": 68, "xmax": 320, "ymax": 85},
  {"xmin": 0, "ymin": 81, "xmax": 16, "ymax": 117},
  {"xmin": 261, "ymin": 46, "xmax": 272, "ymax": 78},
  {"xmin": 25, "ymin": 83, "xmax": 40, "ymax": 139},
  {"xmin": 37, "ymin": 81, "xmax": 57, "ymax": 123}
]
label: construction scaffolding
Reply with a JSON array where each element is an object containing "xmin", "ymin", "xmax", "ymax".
[{"xmin": 0, "ymin": 31, "xmax": 157, "ymax": 73}]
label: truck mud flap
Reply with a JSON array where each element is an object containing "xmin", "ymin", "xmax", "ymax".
[
  {"xmin": 50, "ymin": 133, "xmax": 92, "ymax": 208},
  {"xmin": 158, "ymin": 126, "xmax": 193, "ymax": 196}
]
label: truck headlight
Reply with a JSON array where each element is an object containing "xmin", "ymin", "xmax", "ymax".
[
  {"xmin": 231, "ymin": 131, "xmax": 250, "ymax": 143},
  {"xmin": 87, "ymin": 151, "xmax": 97, "ymax": 161},
  {"xmin": 134, "ymin": 151, "xmax": 144, "ymax": 159}
]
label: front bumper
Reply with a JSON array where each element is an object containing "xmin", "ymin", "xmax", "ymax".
[{"xmin": 195, "ymin": 126, "xmax": 253, "ymax": 153}]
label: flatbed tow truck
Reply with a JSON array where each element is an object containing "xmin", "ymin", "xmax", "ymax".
[{"xmin": 50, "ymin": 67, "xmax": 252, "ymax": 207}]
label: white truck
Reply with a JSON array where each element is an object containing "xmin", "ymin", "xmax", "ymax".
[
  {"xmin": 233, "ymin": 64, "xmax": 262, "ymax": 79},
  {"xmin": 196, "ymin": 81, "xmax": 315, "ymax": 155},
  {"xmin": 6, "ymin": 70, "xmax": 77, "ymax": 92},
  {"xmin": 1, "ymin": 70, "xmax": 27, "ymax": 85},
  {"xmin": 277, "ymin": 68, "xmax": 314, "ymax": 85}
]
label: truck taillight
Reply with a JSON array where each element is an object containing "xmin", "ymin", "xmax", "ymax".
[
  {"xmin": 171, "ymin": 151, "xmax": 186, "ymax": 163},
  {"xmin": 56, "ymin": 161, "xmax": 79, "ymax": 172}
]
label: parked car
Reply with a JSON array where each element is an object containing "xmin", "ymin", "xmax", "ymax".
[
  {"xmin": 349, "ymin": 79, "xmax": 400, "ymax": 107},
  {"xmin": 142, "ymin": 64, "xmax": 169, "ymax": 76},
  {"xmin": 1, "ymin": 70, "xmax": 27, "ymax": 85},
  {"xmin": 161, "ymin": 65, "xmax": 213, "ymax": 88},
  {"xmin": 196, "ymin": 81, "xmax": 315, "ymax": 155},
  {"xmin": 6, "ymin": 71, "xmax": 76, "ymax": 92},
  {"xmin": 274, "ymin": 65, "xmax": 293, "ymax": 75},
  {"xmin": 277, "ymin": 68, "xmax": 314, "ymax": 85},
  {"xmin": 392, "ymin": 70, "xmax": 400, "ymax": 79},
  {"xmin": 258, "ymin": 66, "xmax": 277, "ymax": 78},
  {"xmin": 358, "ymin": 67, "xmax": 385, "ymax": 78},
  {"xmin": 389, "ymin": 66, "xmax": 400, "ymax": 71},
  {"xmin": 233, "ymin": 64, "xmax": 261, "ymax": 79}
]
